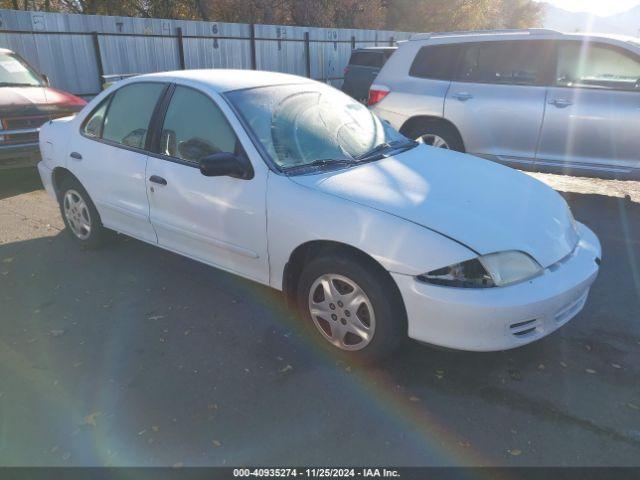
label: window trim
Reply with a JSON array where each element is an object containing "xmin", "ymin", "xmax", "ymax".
[
  {"xmin": 450, "ymin": 40, "xmax": 557, "ymax": 88},
  {"xmin": 79, "ymin": 80, "xmax": 170, "ymax": 156},
  {"xmin": 552, "ymin": 40, "xmax": 640, "ymax": 92}
]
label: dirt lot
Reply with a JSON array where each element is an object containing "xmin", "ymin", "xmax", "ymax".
[{"xmin": 0, "ymin": 167, "xmax": 639, "ymax": 467}]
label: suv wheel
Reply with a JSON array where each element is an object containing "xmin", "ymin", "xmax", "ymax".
[
  {"xmin": 296, "ymin": 253, "xmax": 406, "ymax": 362},
  {"xmin": 404, "ymin": 122, "xmax": 464, "ymax": 152},
  {"xmin": 57, "ymin": 177, "xmax": 113, "ymax": 248}
]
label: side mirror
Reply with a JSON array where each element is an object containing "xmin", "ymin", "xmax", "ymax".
[
  {"xmin": 199, "ymin": 152, "xmax": 253, "ymax": 180},
  {"xmin": 41, "ymin": 74, "xmax": 50, "ymax": 87}
]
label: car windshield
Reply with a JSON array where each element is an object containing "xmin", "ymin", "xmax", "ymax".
[
  {"xmin": 0, "ymin": 52, "xmax": 44, "ymax": 87},
  {"xmin": 225, "ymin": 83, "xmax": 410, "ymax": 172}
]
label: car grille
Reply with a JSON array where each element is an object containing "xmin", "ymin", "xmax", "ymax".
[{"xmin": 0, "ymin": 113, "xmax": 70, "ymax": 145}]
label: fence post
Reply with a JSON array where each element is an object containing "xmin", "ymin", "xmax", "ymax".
[
  {"xmin": 177, "ymin": 27, "xmax": 186, "ymax": 69},
  {"xmin": 91, "ymin": 31, "xmax": 104, "ymax": 89},
  {"xmin": 304, "ymin": 31, "xmax": 311, "ymax": 78},
  {"xmin": 250, "ymin": 23, "xmax": 257, "ymax": 70},
  {"xmin": 389, "ymin": 36, "xmax": 395, "ymax": 46},
  {"xmin": 351, "ymin": 35, "xmax": 355, "ymax": 50}
]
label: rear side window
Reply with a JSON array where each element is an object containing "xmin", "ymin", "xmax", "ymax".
[
  {"xmin": 556, "ymin": 42, "xmax": 640, "ymax": 91},
  {"xmin": 101, "ymin": 82, "xmax": 166, "ymax": 149},
  {"xmin": 410, "ymin": 44, "xmax": 459, "ymax": 80},
  {"xmin": 349, "ymin": 52, "xmax": 384, "ymax": 68},
  {"xmin": 455, "ymin": 41, "xmax": 553, "ymax": 86}
]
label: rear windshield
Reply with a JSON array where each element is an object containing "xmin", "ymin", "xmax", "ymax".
[{"xmin": 348, "ymin": 51, "xmax": 386, "ymax": 68}]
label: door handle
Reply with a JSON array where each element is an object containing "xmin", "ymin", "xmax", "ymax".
[
  {"xmin": 549, "ymin": 98, "xmax": 572, "ymax": 108},
  {"xmin": 149, "ymin": 175, "xmax": 167, "ymax": 185},
  {"xmin": 69, "ymin": 151, "xmax": 82, "ymax": 160},
  {"xmin": 452, "ymin": 92, "xmax": 473, "ymax": 102}
]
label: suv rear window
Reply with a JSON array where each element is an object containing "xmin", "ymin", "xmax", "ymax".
[
  {"xmin": 409, "ymin": 44, "xmax": 459, "ymax": 80},
  {"xmin": 349, "ymin": 52, "xmax": 385, "ymax": 68}
]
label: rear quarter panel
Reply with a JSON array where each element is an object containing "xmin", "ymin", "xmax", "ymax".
[{"xmin": 371, "ymin": 41, "xmax": 450, "ymax": 130}]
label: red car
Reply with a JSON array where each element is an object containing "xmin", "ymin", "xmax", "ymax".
[{"xmin": 0, "ymin": 48, "xmax": 86, "ymax": 168}]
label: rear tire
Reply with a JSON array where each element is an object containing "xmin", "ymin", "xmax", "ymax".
[
  {"xmin": 296, "ymin": 253, "xmax": 406, "ymax": 363},
  {"xmin": 57, "ymin": 176, "xmax": 113, "ymax": 249},
  {"xmin": 403, "ymin": 121, "xmax": 464, "ymax": 152}
]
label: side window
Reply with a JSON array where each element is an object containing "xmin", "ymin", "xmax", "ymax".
[
  {"xmin": 455, "ymin": 41, "xmax": 552, "ymax": 86},
  {"xmin": 409, "ymin": 44, "xmax": 459, "ymax": 80},
  {"xmin": 82, "ymin": 98, "xmax": 109, "ymax": 138},
  {"xmin": 160, "ymin": 86, "xmax": 239, "ymax": 164},
  {"xmin": 556, "ymin": 42, "xmax": 640, "ymax": 91},
  {"xmin": 101, "ymin": 83, "xmax": 165, "ymax": 149}
]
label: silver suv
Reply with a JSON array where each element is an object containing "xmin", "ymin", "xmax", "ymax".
[{"xmin": 369, "ymin": 29, "xmax": 640, "ymax": 180}]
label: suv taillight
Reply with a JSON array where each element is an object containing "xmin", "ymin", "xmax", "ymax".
[{"xmin": 368, "ymin": 84, "xmax": 390, "ymax": 106}]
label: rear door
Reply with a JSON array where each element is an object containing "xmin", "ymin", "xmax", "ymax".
[
  {"xmin": 67, "ymin": 82, "xmax": 167, "ymax": 243},
  {"xmin": 445, "ymin": 40, "xmax": 554, "ymax": 165},
  {"xmin": 537, "ymin": 41, "xmax": 640, "ymax": 174}
]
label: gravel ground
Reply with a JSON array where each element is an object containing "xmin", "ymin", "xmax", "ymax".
[{"xmin": 0, "ymin": 167, "xmax": 639, "ymax": 467}]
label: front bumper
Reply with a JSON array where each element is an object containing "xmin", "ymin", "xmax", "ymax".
[
  {"xmin": 392, "ymin": 223, "xmax": 601, "ymax": 352},
  {"xmin": 0, "ymin": 142, "xmax": 40, "ymax": 168}
]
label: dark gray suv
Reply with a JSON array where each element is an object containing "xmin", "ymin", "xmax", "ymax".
[
  {"xmin": 342, "ymin": 47, "xmax": 396, "ymax": 103},
  {"xmin": 369, "ymin": 29, "xmax": 640, "ymax": 180}
]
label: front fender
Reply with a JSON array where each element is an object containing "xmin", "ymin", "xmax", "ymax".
[{"xmin": 267, "ymin": 173, "xmax": 476, "ymax": 290}]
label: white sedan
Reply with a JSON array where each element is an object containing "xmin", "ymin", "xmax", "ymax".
[{"xmin": 37, "ymin": 70, "xmax": 601, "ymax": 361}]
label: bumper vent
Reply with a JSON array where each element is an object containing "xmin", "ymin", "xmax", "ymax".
[{"xmin": 509, "ymin": 319, "xmax": 539, "ymax": 338}]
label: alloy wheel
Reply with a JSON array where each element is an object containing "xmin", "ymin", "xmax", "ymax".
[
  {"xmin": 63, "ymin": 189, "xmax": 92, "ymax": 240},
  {"xmin": 308, "ymin": 273, "xmax": 376, "ymax": 351},
  {"xmin": 417, "ymin": 134, "xmax": 450, "ymax": 149}
]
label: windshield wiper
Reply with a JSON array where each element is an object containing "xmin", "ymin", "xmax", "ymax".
[
  {"xmin": 0, "ymin": 82, "xmax": 41, "ymax": 87},
  {"xmin": 355, "ymin": 140, "xmax": 418, "ymax": 162},
  {"xmin": 283, "ymin": 158, "xmax": 356, "ymax": 175}
]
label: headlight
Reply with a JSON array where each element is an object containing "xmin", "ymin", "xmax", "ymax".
[{"xmin": 418, "ymin": 251, "xmax": 542, "ymax": 288}]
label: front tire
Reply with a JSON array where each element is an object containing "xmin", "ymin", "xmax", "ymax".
[
  {"xmin": 296, "ymin": 253, "xmax": 406, "ymax": 362},
  {"xmin": 57, "ymin": 176, "xmax": 113, "ymax": 248}
]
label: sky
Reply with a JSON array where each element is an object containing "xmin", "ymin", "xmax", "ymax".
[{"xmin": 538, "ymin": 0, "xmax": 640, "ymax": 16}]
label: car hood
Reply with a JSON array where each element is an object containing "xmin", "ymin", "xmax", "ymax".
[
  {"xmin": 289, "ymin": 146, "xmax": 578, "ymax": 268},
  {"xmin": 0, "ymin": 86, "xmax": 85, "ymax": 116}
]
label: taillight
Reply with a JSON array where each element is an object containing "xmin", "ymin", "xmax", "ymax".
[{"xmin": 368, "ymin": 84, "xmax": 390, "ymax": 106}]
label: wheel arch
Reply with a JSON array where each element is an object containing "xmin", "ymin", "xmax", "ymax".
[
  {"xmin": 282, "ymin": 240, "xmax": 405, "ymax": 316},
  {"xmin": 399, "ymin": 115, "xmax": 465, "ymax": 151},
  {"xmin": 51, "ymin": 167, "xmax": 82, "ymax": 199}
]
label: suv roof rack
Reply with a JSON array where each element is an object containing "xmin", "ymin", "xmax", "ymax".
[{"xmin": 410, "ymin": 28, "xmax": 561, "ymax": 41}]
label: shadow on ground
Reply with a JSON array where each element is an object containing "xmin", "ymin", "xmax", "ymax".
[{"xmin": 0, "ymin": 175, "xmax": 639, "ymax": 467}]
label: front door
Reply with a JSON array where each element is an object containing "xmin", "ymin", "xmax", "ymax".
[
  {"xmin": 67, "ymin": 82, "xmax": 167, "ymax": 243},
  {"xmin": 445, "ymin": 40, "xmax": 554, "ymax": 166},
  {"xmin": 146, "ymin": 85, "xmax": 269, "ymax": 283},
  {"xmin": 537, "ymin": 41, "xmax": 640, "ymax": 175}
]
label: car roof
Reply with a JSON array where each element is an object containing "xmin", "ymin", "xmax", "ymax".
[
  {"xmin": 410, "ymin": 29, "xmax": 640, "ymax": 48},
  {"xmin": 353, "ymin": 47, "xmax": 397, "ymax": 52},
  {"xmin": 0, "ymin": 48, "xmax": 14, "ymax": 54},
  {"xmin": 136, "ymin": 69, "xmax": 318, "ymax": 93}
]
